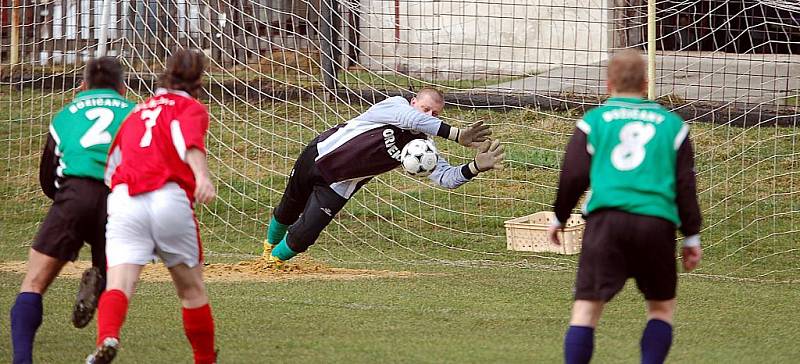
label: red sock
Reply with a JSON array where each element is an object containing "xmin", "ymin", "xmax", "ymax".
[
  {"xmin": 96, "ymin": 289, "xmax": 129, "ymax": 346},
  {"xmin": 182, "ymin": 304, "xmax": 216, "ymax": 364}
]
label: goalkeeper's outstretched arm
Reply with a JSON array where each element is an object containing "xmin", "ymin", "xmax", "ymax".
[
  {"xmin": 429, "ymin": 139, "xmax": 505, "ymax": 189},
  {"xmin": 356, "ymin": 96, "xmax": 491, "ymax": 147}
]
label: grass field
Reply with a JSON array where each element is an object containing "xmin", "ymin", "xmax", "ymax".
[{"xmin": 1, "ymin": 88, "xmax": 799, "ymax": 363}]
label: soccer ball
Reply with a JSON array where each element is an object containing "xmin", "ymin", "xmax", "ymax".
[{"xmin": 400, "ymin": 138, "xmax": 438, "ymax": 176}]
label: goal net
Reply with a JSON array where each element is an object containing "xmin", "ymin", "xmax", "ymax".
[{"xmin": 1, "ymin": 0, "xmax": 798, "ymax": 281}]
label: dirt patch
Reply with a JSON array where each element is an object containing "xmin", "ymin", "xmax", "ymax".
[{"xmin": 0, "ymin": 259, "xmax": 427, "ymax": 283}]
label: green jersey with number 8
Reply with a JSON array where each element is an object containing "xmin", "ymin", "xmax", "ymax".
[
  {"xmin": 49, "ymin": 89, "xmax": 134, "ymax": 181},
  {"xmin": 580, "ymin": 97, "xmax": 689, "ymax": 225}
]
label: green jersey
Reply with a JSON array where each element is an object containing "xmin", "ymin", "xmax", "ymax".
[
  {"xmin": 49, "ymin": 89, "xmax": 133, "ymax": 181},
  {"xmin": 580, "ymin": 97, "xmax": 689, "ymax": 225}
]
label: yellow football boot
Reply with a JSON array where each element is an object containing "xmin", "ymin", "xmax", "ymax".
[
  {"xmin": 269, "ymin": 254, "xmax": 286, "ymax": 270},
  {"xmin": 261, "ymin": 240, "xmax": 273, "ymax": 261}
]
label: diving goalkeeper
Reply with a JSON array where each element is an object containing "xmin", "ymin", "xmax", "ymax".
[{"xmin": 263, "ymin": 88, "xmax": 505, "ymax": 265}]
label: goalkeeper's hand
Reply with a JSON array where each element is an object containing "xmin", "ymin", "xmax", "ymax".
[
  {"xmin": 469, "ymin": 139, "xmax": 505, "ymax": 173},
  {"xmin": 457, "ymin": 120, "xmax": 492, "ymax": 148}
]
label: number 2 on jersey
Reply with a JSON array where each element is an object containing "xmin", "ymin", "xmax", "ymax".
[
  {"xmin": 139, "ymin": 107, "xmax": 162, "ymax": 147},
  {"xmin": 80, "ymin": 107, "xmax": 115, "ymax": 148},
  {"xmin": 611, "ymin": 122, "xmax": 656, "ymax": 171}
]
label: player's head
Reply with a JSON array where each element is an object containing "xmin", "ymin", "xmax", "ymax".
[
  {"xmin": 606, "ymin": 49, "xmax": 647, "ymax": 97},
  {"xmin": 160, "ymin": 48, "xmax": 206, "ymax": 98},
  {"xmin": 411, "ymin": 87, "xmax": 444, "ymax": 117},
  {"xmin": 82, "ymin": 57, "xmax": 125, "ymax": 94}
]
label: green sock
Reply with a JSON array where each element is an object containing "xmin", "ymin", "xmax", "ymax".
[
  {"xmin": 271, "ymin": 238, "xmax": 298, "ymax": 261},
  {"xmin": 266, "ymin": 216, "xmax": 289, "ymax": 245}
]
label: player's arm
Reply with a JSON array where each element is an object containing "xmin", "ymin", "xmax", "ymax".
[
  {"xmin": 549, "ymin": 126, "xmax": 591, "ymax": 244},
  {"xmin": 357, "ymin": 96, "xmax": 490, "ymax": 147},
  {"xmin": 429, "ymin": 139, "xmax": 505, "ymax": 189},
  {"xmin": 38, "ymin": 134, "xmax": 59, "ymax": 200},
  {"xmin": 186, "ymin": 148, "xmax": 215, "ymax": 204},
  {"xmin": 175, "ymin": 103, "xmax": 215, "ymax": 204},
  {"xmin": 675, "ymin": 132, "xmax": 702, "ymax": 271}
]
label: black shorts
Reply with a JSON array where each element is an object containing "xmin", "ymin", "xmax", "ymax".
[
  {"xmin": 273, "ymin": 139, "xmax": 351, "ymax": 253},
  {"xmin": 574, "ymin": 209, "xmax": 677, "ymax": 302},
  {"xmin": 33, "ymin": 177, "xmax": 109, "ymax": 269}
]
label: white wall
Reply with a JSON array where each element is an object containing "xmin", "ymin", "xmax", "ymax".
[{"xmin": 358, "ymin": 0, "xmax": 609, "ymax": 81}]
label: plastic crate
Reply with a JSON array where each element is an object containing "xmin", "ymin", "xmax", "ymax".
[{"xmin": 504, "ymin": 212, "xmax": 585, "ymax": 255}]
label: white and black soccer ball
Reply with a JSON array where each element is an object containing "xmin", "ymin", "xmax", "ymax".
[{"xmin": 400, "ymin": 139, "xmax": 438, "ymax": 176}]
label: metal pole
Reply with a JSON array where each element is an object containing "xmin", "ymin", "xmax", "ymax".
[
  {"xmin": 320, "ymin": 0, "xmax": 339, "ymax": 98},
  {"xmin": 647, "ymin": 0, "xmax": 657, "ymax": 100},
  {"xmin": 96, "ymin": 0, "xmax": 114, "ymax": 57},
  {"xmin": 10, "ymin": 0, "xmax": 20, "ymax": 65},
  {"xmin": 394, "ymin": 0, "xmax": 400, "ymax": 44}
]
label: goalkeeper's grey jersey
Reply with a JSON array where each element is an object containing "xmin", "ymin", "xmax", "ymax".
[{"xmin": 314, "ymin": 96, "xmax": 473, "ymax": 198}]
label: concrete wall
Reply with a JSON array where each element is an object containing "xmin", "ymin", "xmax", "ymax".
[{"xmin": 358, "ymin": 0, "xmax": 609, "ymax": 81}]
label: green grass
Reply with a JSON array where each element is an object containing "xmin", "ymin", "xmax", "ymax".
[
  {"xmin": 1, "ymin": 269, "xmax": 799, "ymax": 363},
  {"xmin": 1, "ymin": 89, "xmax": 800, "ymax": 362},
  {"xmin": 338, "ymin": 70, "xmax": 523, "ymax": 91},
  {"xmin": 786, "ymin": 93, "xmax": 799, "ymax": 106}
]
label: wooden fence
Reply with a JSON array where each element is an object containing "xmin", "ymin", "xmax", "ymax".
[{"xmin": 1, "ymin": 0, "xmax": 326, "ymax": 67}]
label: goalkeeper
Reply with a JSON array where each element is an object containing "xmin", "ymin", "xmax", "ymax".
[{"xmin": 263, "ymin": 88, "xmax": 505, "ymax": 265}]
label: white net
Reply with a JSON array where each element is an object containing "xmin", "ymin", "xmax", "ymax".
[{"xmin": 1, "ymin": 0, "xmax": 798, "ymax": 281}]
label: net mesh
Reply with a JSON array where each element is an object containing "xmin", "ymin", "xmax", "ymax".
[{"xmin": 0, "ymin": 0, "xmax": 798, "ymax": 281}]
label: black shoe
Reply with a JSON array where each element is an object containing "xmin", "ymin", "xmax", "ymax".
[
  {"xmin": 73, "ymin": 267, "xmax": 105, "ymax": 328},
  {"xmin": 85, "ymin": 337, "xmax": 119, "ymax": 364}
]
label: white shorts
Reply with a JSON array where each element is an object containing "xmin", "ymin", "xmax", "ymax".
[{"xmin": 106, "ymin": 183, "xmax": 202, "ymax": 268}]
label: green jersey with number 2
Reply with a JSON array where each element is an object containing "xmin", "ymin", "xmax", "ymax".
[
  {"xmin": 49, "ymin": 89, "xmax": 134, "ymax": 181},
  {"xmin": 580, "ymin": 97, "xmax": 689, "ymax": 225}
]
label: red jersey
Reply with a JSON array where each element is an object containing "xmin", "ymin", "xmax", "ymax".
[{"xmin": 105, "ymin": 89, "xmax": 208, "ymax": 201}]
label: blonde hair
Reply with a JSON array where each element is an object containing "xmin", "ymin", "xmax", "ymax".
[
  {"xmin": 416, "ymin": 87, "xmax": 444, "ymax": 103},
  {"xmin": 608, "ymin": 49, "xmax": 647, "ymax": 94}
]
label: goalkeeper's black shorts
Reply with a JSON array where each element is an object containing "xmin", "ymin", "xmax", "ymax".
[
  {"xmin": 273, "ymin": 138, "xmax": 351, "ymax": 253},
  {"xmin": 573, "ymin": 209, "xmax": 677, "ymax": 302}
]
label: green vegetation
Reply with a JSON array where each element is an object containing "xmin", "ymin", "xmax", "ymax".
[
  {"xmin": 1, "ymin": 89, "xmax": 799, "ymax": 362},
  {"xmin": 1, "ymin": 270, "xmax": 799, "ymax": 363},
  {"xmin": 786, "ymin": 92, "xmax": 799, "ymax": 106},
  {"xmin": 338, "ymin": 70, "xmax": 522, "ymax": 91}
]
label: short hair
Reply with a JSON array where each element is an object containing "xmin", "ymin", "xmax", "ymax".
[
  {"xmin": 159, "ymin": 48, "xmax": 206, "ymax": 98},
  {"xmin": 83, "ymin": 57, "xmax": 124, "ymax": 91},
  {"xmin": 416, "ymin": 87, "xmax": 444, "ymax": 103},
  {"xmin": 607, "ymin": 49, "xmax": 647, "ymax": 94}
]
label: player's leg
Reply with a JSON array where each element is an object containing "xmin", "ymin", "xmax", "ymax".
[
  {"xmin": 18, "ymin": 249, "xmax": 66, "ymax": 294},
  {"xmin": 149, "ymin": 183, "xmax": 217, "ymax": 363},
  {"xmin": 74, "ymin": 183, "xmax": 110, "ymax": 328},
  {"xmin": 565, "ymin": 210, "xmax": 629, "ymax": 364},
  {"xmin": 88, "ymin": 264, "xmax": 144, "ymax": 364},
  {"xmin": 631, "ymin": 214, "xmax": 678, "ymax": 364},
  {"xmin": 11, "ymin": 249, "xmax": 66, "ymax": 364},
  {"xmin": 266, "ymin": 143, "xmax": 318, "ymax": 251},
  {"xmin": 271, "ymin": 183, "xmax": 348, "ymax": 263},
  {"xmin": 88, "ymin": 184, "xmax": 155, "ymax": 364},
  {"xmin": 629, "ymin": 216, "xmax": 678, "ymax": 364},
  {"xmin": 12, "ymin": 188, "xmax": 86, "ymax": 364},
  {"xmin": 565, "ymin": 300, "xmax": 605, "ymax": 364},
  {"xmin": 168, "ymin": 264, "xmax": 217, "ymax": 364},
  {"xmin": 641, "ymin": 299, "xmax": 676, "ymax": 364},
  {"xmin": 639, "ymin": 299, "xmax": 676, "ymax": 364},
  {"xmin": 97, "ymin": 263, "xmax": 144, "ymax": 342}
]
